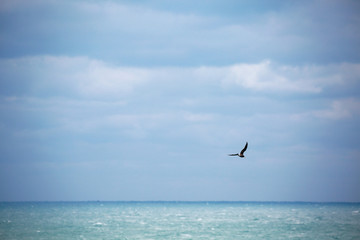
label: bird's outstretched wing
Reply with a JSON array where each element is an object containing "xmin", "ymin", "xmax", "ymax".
[
  {"xmin": 240, "ymin": 142, "xmax": 248, "ymax": 155},
  {"xmin": 228, "ymin": 153, "xmax": 238, "ymax": 156}
]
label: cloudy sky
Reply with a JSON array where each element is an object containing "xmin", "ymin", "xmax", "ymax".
[{"xmin": 1, "ymin": 0, "xmax": 360, "ymax": 202}]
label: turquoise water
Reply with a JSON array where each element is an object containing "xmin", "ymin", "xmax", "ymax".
[{"xmin": 1, "ymin": 202, "xmax": 360, "ymax": 239}]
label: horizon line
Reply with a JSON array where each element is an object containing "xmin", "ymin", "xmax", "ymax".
[{"xmin": 1, "ymin": 200, "xmax": 360, "ymax": 204}]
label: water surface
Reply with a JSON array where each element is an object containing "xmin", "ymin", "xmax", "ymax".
[{"xmin": 1, "ymin": 202, "xmax": 359, "ymax": 239}]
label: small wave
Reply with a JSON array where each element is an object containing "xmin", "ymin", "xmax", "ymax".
[
  {"xmin": 181, "ymin": 234, "xmax": 192, "ymax": 238},
  {"xmin": 93, "ymin": 222, "xmax": 106, "ymax": 227}
]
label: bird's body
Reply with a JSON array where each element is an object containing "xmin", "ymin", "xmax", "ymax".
[{"xmin": 228, "ymin": 142, "xmax": 248, "ymax": 158}]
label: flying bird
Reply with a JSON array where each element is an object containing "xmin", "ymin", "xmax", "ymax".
[{"xmin": 228, "ymin": 142, "xmax": 248, "ymax": 158}]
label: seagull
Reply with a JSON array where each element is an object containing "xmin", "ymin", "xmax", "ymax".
[{"xmin": 228, "ymin": 142, "xmax": 248, "ymax": 158}]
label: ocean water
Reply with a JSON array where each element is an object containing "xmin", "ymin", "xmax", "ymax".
[{"xmin": 1, "ymin": 202, "xmax": 359, "ymax": 239}]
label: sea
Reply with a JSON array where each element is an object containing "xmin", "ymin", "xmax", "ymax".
[{"xmin": 1, "ymin": 201, "xmax": 359, "ymax": 239}]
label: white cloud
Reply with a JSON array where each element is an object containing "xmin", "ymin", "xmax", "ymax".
[
  {"xmin": 78, "ymin": 1, "xmax": 207, "ymax": 27},
  {"xmin": 76, "ymin": 63, "xmax": 149, "ymax": 97},
  {"xmin": 222, "ymin": 61, "xmax": 359, "ymax": 93},
  {"xmin": 292, "ymin": 98, "xmax": 360, "ymax": 121},
  {"xmin": 222, "ymin": 61, "xmax": 321, "ymax": 93},
  {"xmin": 1, "ymin": 56, "xmax": 359, "ymax": 100},
  {"xmin": 313, "ymin": 98, "xmax": 360, "ymax": 120},
  {"xmin": 0, "ymin": 56, "xmax": 148, "ymax": 98},
  {"xmin": 2, "ymin": 0, "xmax": 359, "ymax": 67},
  {"xmin": 183, "ymin": 112, "xmax": 214, "ymax": 122}
]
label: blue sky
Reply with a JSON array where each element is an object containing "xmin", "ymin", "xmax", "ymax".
[{"xmin": 0, "ymin": 0, "xmax": 360, "ymax": 201}]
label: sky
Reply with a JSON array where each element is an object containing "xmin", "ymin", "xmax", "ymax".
[{"xmin": 0, "ymin": 0, "xmax": 360, "ymax": 202}]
